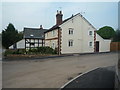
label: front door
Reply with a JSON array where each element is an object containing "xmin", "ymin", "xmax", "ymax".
[{"xmin": 96, "ymin": 41, "xmax": 99, "ymax": 52}]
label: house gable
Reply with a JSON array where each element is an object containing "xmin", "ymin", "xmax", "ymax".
[
  {"xmin": 59, "ymin": 13, "xmax": 96, "ymax": 54},
  {"xmin": 59, "ymin": 13, "xmax": 96, "ymax": 30}
]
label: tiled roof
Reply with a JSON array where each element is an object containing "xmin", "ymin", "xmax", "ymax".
[
  {"xmin": 24, "ymin": 27, "xmax": 48, "ymax": 39},
  {"xmin": 49, "ymin": 25, "xmax": 59, "ymax": 31}
]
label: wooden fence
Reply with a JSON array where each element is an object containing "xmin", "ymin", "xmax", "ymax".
[{"xmin": 110, "ymin": 42, "xmax": 120, "ymax": 51}]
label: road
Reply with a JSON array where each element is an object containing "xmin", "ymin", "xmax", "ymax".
[{"xmin": 2, "ymin": 53, "xmax": 118, "ymax": 88}]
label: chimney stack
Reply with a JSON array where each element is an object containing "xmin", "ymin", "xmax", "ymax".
[
  {"xmin": 56, "ymin": 10, "xmax": 63, "ymax": 25},
  {"xmin": 40, "ymin": 25, "xmax": 43, "ymax": 29}
]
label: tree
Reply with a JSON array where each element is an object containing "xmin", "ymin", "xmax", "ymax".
[
  {"xmin": 2, "ymin": 23, "xmax": 23, "ymax": 49},
  {"xmin": 112, "ymin": 29, "xmax": 120, "ymax": 42},
  {"xmin": 97, "ymin": 26, "xmax": 115, "ymax": 39}
]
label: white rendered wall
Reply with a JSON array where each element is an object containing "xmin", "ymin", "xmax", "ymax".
[
  {"xmin": 45, "ymin": 29, "xmax": 58, "ymax": 49},
  {"xmin": 60, "ymin": 14, "xmax": 94, "ymax": 54},
  {"xmin": 45, "ymin": 29, "xmax": 58, "ymax": 39},
  {"xmin": 17, "ymin": 39, "xmax": 25, "ymax": 49},
  {"xmin": 45, "ymin": 39, "xmax": 58, "ymax": 49},
  {"xmin": 81, "ymin": 16, "xmax": 95, "ymax": 53},
  {"xmin": 9, "ymin": 39, "xmax": 25, "ymax": 49},
  {"xmin": 96, "ymin": 34, "xmax": 111, "ymax": 52},
  {"xmin": 9, "ymin": 44, "xmax": 14, "ymax": 49}
]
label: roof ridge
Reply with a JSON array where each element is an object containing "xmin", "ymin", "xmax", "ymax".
[
  {"xmin": 24, "ymin": 27, "xmax": 48, "ymax": 30},
  {"xmin": 62, "ymin": 12, "xmax": 96, "ymax": 30}
]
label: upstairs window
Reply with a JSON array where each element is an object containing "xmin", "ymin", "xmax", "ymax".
[
  {"xmin": 52, "ymin": 30, "xmax": 55, "ymax": 36},
  {"xmin": 68, "ymin": 40, "xmax": 73, "ymax": 47},
  {"xmin": 89, "ymin": 31, "xmax": 92, "ymax": 36},
  {"xmin": 69, "ymin": 28, "xmax": 74, "ymax": 35}
]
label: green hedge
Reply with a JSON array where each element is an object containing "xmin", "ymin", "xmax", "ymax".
[
  {"xmin": 28, "ymin": 46, "xmax": 57, "ymax": 54},
  {"xmin": 4, "ymin": 47, "xmax": 57, "ymax": 56},
  {"xmin": 4, "ymin": 49, "xmax": 26, "ymax": 56}
]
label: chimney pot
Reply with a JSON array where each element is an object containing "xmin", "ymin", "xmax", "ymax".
[
  {"xmin": 56, "ymin": 10, "xmax": 63, "ymax": 25},
  {"xmin": 57, "ymin": 10, "xmax": 59, "ymax": 13},
  {"xmin": 40, "ymin": 25, "xmax": 43, "ymax": 29},
  {"xmin": 60, "ymin": 11, "xmax": 62, "ymax": 14}
]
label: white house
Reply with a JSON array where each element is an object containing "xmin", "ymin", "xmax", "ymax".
[{"xmin": 45, "ymin": 10, "xmax": 111, "ymax": 54}]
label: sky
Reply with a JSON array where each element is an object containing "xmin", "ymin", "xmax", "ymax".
[
  {"xmin": 118, "ymin": 1, "xmax": 120, "ymax": 30},
  {"xmin": 1, "ymin": 1, "xmax": 119, "ymax": 32}
]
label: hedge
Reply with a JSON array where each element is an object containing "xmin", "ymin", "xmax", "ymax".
[{"xmin": 4, "ymin": 46, "xmax": 57, "ymax": 56}]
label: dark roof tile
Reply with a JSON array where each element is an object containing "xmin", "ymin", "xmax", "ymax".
[{"xmin": 24, "ymin": 27, "xmax": 48, "ymax": 39}]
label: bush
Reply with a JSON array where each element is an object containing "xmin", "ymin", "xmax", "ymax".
[
  {"xmin": 4, "ymin": 49, "xmax": 26, "ymax": 56},
  {"xmin": 97, "ymin": 26, "xmax": 115, "ymax": 39},
  {"xmin": 4, "ymin": 50, "xmax": 14, "ymax": 56},
  {"xmin": 4, "ymin": 47, "xmax": 57, "ymax": 56},
  {"xmin": 27, "ymin": 47, "xmax": 57, "ymax": 54},
  {"xmin": 37, "ymin": 46, "xmax": 57, "ymax": 54},
  {"xmin": 27, "ymin": 48, "xmax": 38, "ymax": 54}
]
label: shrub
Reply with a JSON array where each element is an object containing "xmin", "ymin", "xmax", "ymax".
[
  {"xmin": 4, "ymin": 50, "xmax": 14, "ymax": 56},
  {"xmin": 4, "ymin": 47, "xmax": 57, "ymax": 56},
  {"xmin": 4, "ymin": 49, "xmax": 26, "ymax": 56},
  {"xmin": 27, "ymin": 48, "xmax": 38, "ymax": 54},
  {"xmin": 37, "ymin": 46, "xmax": 57, "ymax": 54},
  {"xmin": 97, "ymin": 26, "xmax": 115, "ymax": 39}
]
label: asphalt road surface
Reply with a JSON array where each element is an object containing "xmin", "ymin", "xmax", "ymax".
[
  {"xmin": 2, "ymin": 52, "xmax": 118, "ymax": 88},
  {"xmin": 62, "ymin": 66, "xmax": 115, "ymax": 89}
]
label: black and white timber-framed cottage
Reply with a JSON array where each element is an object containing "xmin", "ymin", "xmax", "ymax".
[{"xmin": 24, "ymin": 25, "xmax": 48, "ymax": 50}]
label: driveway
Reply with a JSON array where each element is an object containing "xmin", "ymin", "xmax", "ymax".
[{"xmin": 2, "ymin": 53, "xmax": 118, "ymax": 88}]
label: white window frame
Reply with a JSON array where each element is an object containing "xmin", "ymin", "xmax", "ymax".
[
  {"xmin": 69, "ymin": 28, "xmax": 74, "ymax": 35},
  {"xmin": 89, "ymin": 42, "xmax": 92, "ymax": 47},
  {"xmin": 89, "ymin": 31, "xmax": 93, "ymax": 36},
  {"xmin": 68, "ymin": 40, "xmax": 73, "ymax": 47},
  {"xmin": 52, "ymin": 42, "xmax": 55, "ymax": 49},
  {"xmin": 52, "ymin": 30, "xmax": 55, "ymax": 36}
]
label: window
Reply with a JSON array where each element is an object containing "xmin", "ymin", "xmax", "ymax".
[
  {"xmin": 89, "ymin": 31, "xmax": 92, "ymax": 36},
  {"xmin": 52, "ymin": 30, "xmax": 55, "ymax": 36},
  {"xmin": 30, "ymin": 43, "xmax": 35, "ymax": 46},
  {"xmin": 89, "ymin": 42, "xmax": 92, "ymax": 47},
  {"xmin": 52, "ymin": 42, "xmax": 55, "ymax": 49},
  {"xmin": 69, "ymin": 28, "xmax": 74, "ymax": 35},
  {"xmin": 68, "ymin": 40, "xmax": 73, "ymax": 47}
]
